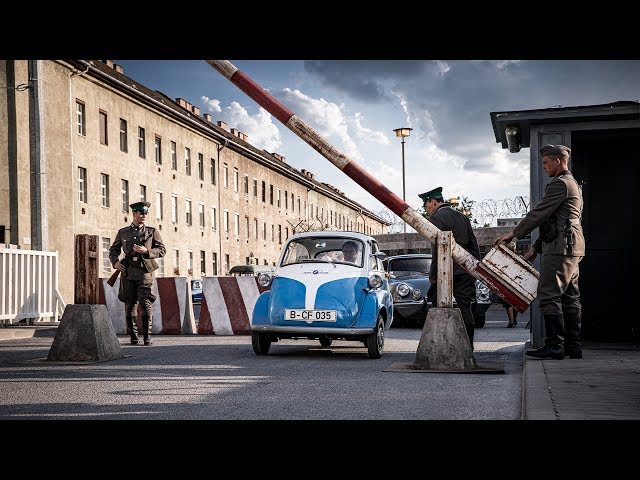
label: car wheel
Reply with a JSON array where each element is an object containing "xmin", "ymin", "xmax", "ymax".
[
  {"xmin": 319, "ymin": 335, "xmax": 332, "ymax": 347},
  {"xmin": 251, "ymin": 332, "xmax": 271, "ymax": 355},
  {"xmin": 474, "ymin": 314, "xmax": 486, "ymax": 329},
  {"xmin": 366, "ymin": 314, "xmax": 385, "ymax": 359}
]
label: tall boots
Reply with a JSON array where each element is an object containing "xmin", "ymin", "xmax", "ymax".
[
  {"xmin": 526, "ymin": 313, "xmax": 565, "ymax": 359},
  {"xmin": 465, "ymin": 323, "xmax": 474, "ymax": 351},
  {"xmin": 142, "ymin": 315, "xmax": 153, "ymax": 346},
  {"xmin": 126, "ymin": 316, "xmax": 139, "ymax": 345},
  {"xmin": 563, "ymin": 311, "xmax": 582, "ymax": 358}
]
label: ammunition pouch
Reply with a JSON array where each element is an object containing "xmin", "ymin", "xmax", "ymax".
[
  {"xmin": 143, "ymin": 257, "xmax": 159, "ymax": 274},
  {"xmin": 539, "ymin": 214, "xmax": 558, "ymax": 243}
]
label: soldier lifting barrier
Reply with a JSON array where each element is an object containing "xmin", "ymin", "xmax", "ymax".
[{"xmin": 207, "ymin": 60, "xmax": 539, "ymax": 371}]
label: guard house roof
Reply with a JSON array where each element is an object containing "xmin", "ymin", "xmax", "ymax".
[{"xmin": 490, "ymin": 100, "xmax": 640, "ymax": 150}]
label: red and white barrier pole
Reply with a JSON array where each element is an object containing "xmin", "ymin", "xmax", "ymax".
[{"xmin": 206, "ymin": 60, "xmax": 536, "ymax": 312}]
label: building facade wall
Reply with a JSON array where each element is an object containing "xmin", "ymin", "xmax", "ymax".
[{"xmin": 1, "ymin": 60, "xmax": 388, "ymax": 304}]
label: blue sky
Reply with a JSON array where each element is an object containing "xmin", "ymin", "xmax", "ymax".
[{"xmin": 114, "ymin": 59, "xmax": 640, "ymax": 229}]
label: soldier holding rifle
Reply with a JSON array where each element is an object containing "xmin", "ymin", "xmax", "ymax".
[{"xmin": 109, "ymin": 201, "xmax": 166, "ymax": 345}]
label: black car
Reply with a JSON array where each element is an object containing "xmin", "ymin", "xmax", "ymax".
[{"xmin": 384, "ymin": 254, "xmax": 492, "ymax": 328}]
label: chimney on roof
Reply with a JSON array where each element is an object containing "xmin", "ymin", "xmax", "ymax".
[
  {"xmin": 185, "ymin": 101, "xmax": 192, "ymax": 111},
  {"xmin": 243, "ymin": 133, "xmax": 249, "ymax": 143},
  {"xmin": 192, "ymin": 105, "xmax": 200, "ymax": 116},
  {"xmin": 217, "ymin": 121, "xmax": 228, "ymax": 131},
  {"xmin": 176, "ymin": 98, "xmax": 187, "ymax": 109},
  {"xmin": 230, "ymin": 128, "xmax": 239, "ymax": 137},
  {"xmin": 113, "ymin": 64, "xmax": 123, "ymax": 74},
  {"xmin": 203, "ymin": 113, "xmax": 212, "ymax": 122},
  {"xmin": 272, "ymin": 152, "xmax": 281, "ymax": 160},
  {"xmin": 301, "ymin": 169, "xmax": 307, "ymax": 175},
  {"xmin": 103, "ymin": 60, "xmax": 114, "ymax": 68}
]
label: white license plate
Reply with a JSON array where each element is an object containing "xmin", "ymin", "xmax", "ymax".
[{"xmin": 285, "ymin": 309, "xmax": 337, "ymax": 322}]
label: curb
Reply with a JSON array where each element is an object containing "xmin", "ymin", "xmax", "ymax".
[{"xmin": 521, "ymin": 341, "xmax": 557, "ymax": 420}]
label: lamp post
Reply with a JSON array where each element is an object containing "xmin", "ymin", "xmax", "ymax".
[{"xmin": 393, "ymin": 127, "xmax": 412, "ymax": 233}]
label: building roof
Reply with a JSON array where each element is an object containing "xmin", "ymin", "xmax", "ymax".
[{"xmin": 490, "ymin": 100, "xmax": 640, "ymax": 151}]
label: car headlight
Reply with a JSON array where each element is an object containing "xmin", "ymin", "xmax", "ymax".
[
  {"xmin": 258, "ymin": 273, "xmax": 272, "ymax": 287},
  {"xmin": 368, "ymin": 274, "xmax": 383, "ymax": 289},
  {"xmin": 477, "ymin": 283, "xmax": 490, "ymax": 295},
  {"xmin": 412, "ymin": 288, "xmax": 422, "ymax": 300},
  {"xmin": 396, "ymin": 283, "xmax": 410, "ymax": 297}
]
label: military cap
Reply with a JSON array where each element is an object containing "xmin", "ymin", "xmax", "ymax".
[
  {"xmin": 418, "ymin": 187, "xmax": 444, "ymax": 203},
  {"xmin": 540, "ymin": 144, "xmax": 571, "ymax": 157},
  {"xmin": 130, "ymin": 201, "xmax": 151, "ymax": 213}
]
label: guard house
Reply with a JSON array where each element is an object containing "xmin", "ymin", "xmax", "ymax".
[{"xmin": 490, "ymin": 101, "xmax": 640, "ymax": 345}]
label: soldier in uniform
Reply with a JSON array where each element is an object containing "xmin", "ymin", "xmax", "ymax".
[
  {"xmin": 109, "ymin": 201, "xmax": 166, "ymax": 346},
  {"xmin": 494, "ymin": 144, "xmax": 585, "ymax": 359},
  {"xmin": 420, "ymin": 187, "xmax": 481, "ymax": 349}
]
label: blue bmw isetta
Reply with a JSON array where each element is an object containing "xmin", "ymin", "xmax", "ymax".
[{"xmin": 251, "ymin": 231, "xmax": 393, "ymax": 359}]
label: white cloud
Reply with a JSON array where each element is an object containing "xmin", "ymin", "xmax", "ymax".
[
  {"xmin": 353, "ymin": 113, "xmax": 390, "ymax": 145},
  {"xmin": 435, "ymin": 60, "xmax": 451, "ymax": 75},
  {"xmin": 223, "ymin": 101, "xmax": 283, "ymax": 152},
  {"xmin": 201, "ymin": 96, "xmax": 222, "ymax": 113}
]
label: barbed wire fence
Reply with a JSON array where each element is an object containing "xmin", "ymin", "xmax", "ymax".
[{"xmin": 378, "ymin": 196, "xmax": 530, "ymax": 233}]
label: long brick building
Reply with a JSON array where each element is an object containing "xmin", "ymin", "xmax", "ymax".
[{"xmin": 1, "ymin": 60, "xmax": 389, "ymax": 303}]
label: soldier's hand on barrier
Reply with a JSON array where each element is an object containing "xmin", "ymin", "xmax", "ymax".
[
  {"xmin": 522, "ymin": 247, "xmax": 537, "ymax": 263},
  {"xmin": 493, "ymin": 233, "xmax": 515, "ymax": 246}
]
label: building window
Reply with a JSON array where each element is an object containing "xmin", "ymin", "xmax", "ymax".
[
  {"xmin": 173, "ymin": 248, "xmax": 180, "ymax": 276},
  {"xmin": 138, "ymin": 127, "xmax": 146, "ymax": 158},
  {"xmin": 262, "ymin": 221, "xmax": 267, "ymax": 240},
  {"xmin": 155, "ymin": 136, "xmax": 162, "ymax": 165},
  {"xmin": 171, "ymin": 194, "xmax": 178, "ymax": 223},
  {"xmin": 185, "ymin": 147, "xmax": 191, "ymax": 176},
  {"xmin": 155, "ymin": 191, "xmax": 163, "ymax": 220},
  {"xmin": 223, "ymin": 164, "xmax": 228, "ymax": 188},
  {"xmin": 233, "ymin": 168, "xmax": 239, "ymax": 192},
  {"xmin": 285, "ymin": 190, "xmax": 288, "ymax": 209},
  {"xmin": 185, "ymin": 199, "xmax": 192, "ymax": 225},
  {"xmin": 285, "ymin": 227, "xmax": 289, "ymax": 240},
  {"xmin": 198, "ymin": 153, "xmax": 204, "ymax": 180},
  {"xmin": 212, "ymin": 252, "xmax": 218, "ymax": 275},
  {"xmin": 254, "ymin": 218, "xmax": 258, "ymax": 240},
  {"xmin": 100, "ymin": 173, "xmax": 110, "ymax": 208},
  {"xmin": 99, "ymin": 110, "xmax": 108, "ymax": 145},
  {"xmin": 291, "ymin": 193, "xmax": 294, "ymax": 211},
  {"xmin": 252, "ymin": 178, "xmax": 257, "ymax": 197},
  {"xmin": 277, "ymin": 189, "xmax": 281, "ymax": 208},
  {"xmin": 278, "ymin": 224, "xmax": 282, "ymax": 244},
  {"xmin": 102, "ymin": 237, "xmax": 111, "ymax": 273},
  {"xmin": 261, "ymin": 181, "xmax": 266, "ymax": 202},
  {"xmin": 298, "ymin": 197, "xmax": 301, "ymax": 214},
  {"xmin": 200, "ymin": 251, "xmax": 206, "ymax": 276},
  {"xmin": 245, "ymin": 216, "xmax": 249, "ymax": 238},
  {"xmin": 171, "ymin": 141, "xmax": 177, "ymax": 170},
  {"xmin": 234, "ymin": 213, "xmax": 239, "ymax": 235},
  {"xmin": 121, "ymin": 179, "xmax": 129, "ymax": 213},
  {"xmin": 243, "ymin": 174, "xmax": 249, "ymax": 195},
  {"xmin": 198, "ymin": 203, "xmax": 205, "ymax": 228},
  {"xmin": 76, "ymin": 100, "xmax": 86, "ymax": 136},
  {"xmin": 269, "ymin": 184, "xmax": 273, "ymax": 205},
  {"xmin": 210, "ymin": 158, "xmax": 216, "ymax": 185},
  {"xmin": 224, "ymin": 209, "xmax": 229, "ymax": 233},
  {"xmin": 119, "ymin": 119, "xmax": 128, "ymax": 152},
  {"xmin": 78, "ymin": 167, "xmax": 87, "ymax": 202},
  {"xmin": 188, "ymin": 251, "xmax": 193, "ymax": 276},
  {"xmin": 224, "ymin": 254, "xmax": 230, "ymax": 275},
  {"xmin": 211, "ymin": 207, "xmax": 217, "ymax": 231},
  {"xmin": 271, "ymin": 224, "xmax": 274, "ymax": 242},
  {"xmin": 139, "ymin": 184, "xmax": 146, "ymax": 202},
  {"xmin": 157, "ymin": 257, "xmax": 165, "ymax": 276}
]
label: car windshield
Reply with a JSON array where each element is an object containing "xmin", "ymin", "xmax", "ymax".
[
  {"xmin": 387, "ymin": 257, "xmax": 431, "ymax": 276},
  {"xmin": 281, "ymin": 237, "xmax": 365, "ymax": 267}
]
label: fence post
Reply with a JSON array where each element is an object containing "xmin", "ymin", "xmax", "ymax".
[{"xmin": 74, "ymin": 234, "xmax": 98, "ymax": 304}]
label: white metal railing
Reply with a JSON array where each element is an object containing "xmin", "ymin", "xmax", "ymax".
[{"xmin": 0, "ymin": 247, "xmax": 65, "ymax": 325}]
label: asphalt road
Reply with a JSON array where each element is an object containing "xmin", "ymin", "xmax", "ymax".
[{"xmin": 0, "ymin": 305, "xmax": 529, "ymax": 420}]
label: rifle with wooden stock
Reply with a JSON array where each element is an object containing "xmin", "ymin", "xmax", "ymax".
[{"xmin": 106, "ymin": 240, "xmax": 144, "ymax": 287}]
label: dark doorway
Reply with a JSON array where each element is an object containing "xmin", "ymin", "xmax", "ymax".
[{"xmin": 572, "ymin": 128, "xmax": 639, "ymax": 341}]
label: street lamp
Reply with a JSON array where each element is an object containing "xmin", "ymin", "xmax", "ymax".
[{"xmin": 393, "ymin": 127, "xmax": 413, "ymax": 233}]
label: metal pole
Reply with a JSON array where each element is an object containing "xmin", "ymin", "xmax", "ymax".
[{"xmin": 401, "ymin": 137, "xmax": 406, "ymax": 234}]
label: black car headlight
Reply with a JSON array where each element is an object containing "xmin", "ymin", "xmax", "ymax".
[{"xmin": 412, "ymin": 288, "xmax": 422, "ymax": 300}]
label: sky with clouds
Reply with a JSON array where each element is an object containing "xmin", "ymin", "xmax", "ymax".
[{"xmin": 115, "ymin": 59, "xmax": 640, "ymax": 229}]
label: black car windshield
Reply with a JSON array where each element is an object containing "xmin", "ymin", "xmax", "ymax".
[{"xmin": 387, "ymin": 257, "xmax": 431, "ymax": 276}]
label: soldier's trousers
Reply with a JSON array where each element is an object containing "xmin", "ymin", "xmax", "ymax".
[{"xmin": 121, "ymin": 277, "xmax": 156, "ymax": 318}]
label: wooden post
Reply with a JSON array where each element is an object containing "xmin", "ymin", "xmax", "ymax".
[
  {"xmin": 74, "ymin": 234, "xmax": 98, "ymax": 304},
  {"xmin": 436, "ymin": 231, "xmax": 453, "ymax": 308}
]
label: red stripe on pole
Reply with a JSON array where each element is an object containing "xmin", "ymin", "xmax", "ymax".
[
  {"xmin": 474, "ymin": 264, "xmax": 529, "ymax": 313},
  {"xmin": 218, "ymin": 277, "xmax": 251, "ymax": 335},
  {"xmin": 230, "ymin": 70, "xmax": 294, "ymax": 125},
  {"xmin": 343, "ymin": 162, "xmax": 409, "ymax": 217},
  {"xmin": 197, "ymin": 295, "xmax": 213, "ymax": 335},
  {"xmin": 157, "ymin": 278, "xmax": 182, "ymax": 334}
]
